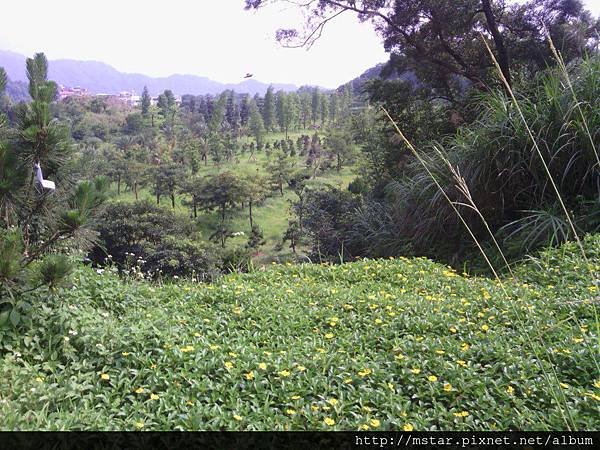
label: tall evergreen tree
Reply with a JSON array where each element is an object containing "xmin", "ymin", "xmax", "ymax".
[
  {"xmin": 0, "ymin": 54, "xmax": 106, "ymax": 311},
  {"xmin": 311, "ymin": 87, "xmax": 320, "ymax": 126},
  {"xmin": 263, "ymin": 86, "xmax": 276, "ymax": 132},
  {"xmin": 141, "ymin": 85, "xmax": 151, "ymax": 117},
  {"xmin": 248, "ymin": 99, "xmax": 266, "ymax": 150}
]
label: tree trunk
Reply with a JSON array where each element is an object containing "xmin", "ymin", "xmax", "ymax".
[
  {"xmin": 156, "ymin": 193, "xmax": 160, "ymax": 205},
  {"xmin": 337, "ymin": 154, "xmax": 341, "ymax": 172},
  {"xmin": 134, "ymin": 181, "xmax": 138, "ymax": 200},
  {"xmin": 171, "ymin": 194, "xmax": 175, "ymax": 209},
  {"xmin": 193, "ymin": 203, "xmax": 197, "ymax": 218},
  {"xmin": 117, "ymin": 175, "xmax": 121, "ymax": 195},
  {"xmin": 249, "ymin": 200, "xmax": 253, "ymax": 228},
  {"xmin": 481, "ymin": 0, "xmax": 511, "ymax": 86}
]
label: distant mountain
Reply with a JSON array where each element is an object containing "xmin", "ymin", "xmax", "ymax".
[{"xmin": 0, "ymin": 49, "xmax": 298, "ymax": 98}]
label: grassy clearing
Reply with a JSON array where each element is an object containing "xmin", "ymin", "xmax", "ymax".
[
  {"xmin": 110, "ymin": 141, "xmax": 357, "ymax": 262},
  {"xmin": 1, "ymin": 236, "xmax": 598, "ymax": 430}
]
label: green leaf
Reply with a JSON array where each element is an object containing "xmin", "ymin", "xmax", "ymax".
[{"xmin": 9, "ymin": 308, "xmax": 20, "ymax": 327}]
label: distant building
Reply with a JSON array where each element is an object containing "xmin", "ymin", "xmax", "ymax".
[
  {"xmin": 118, "ymin": 90, "xmax": 141, "ymax": 107},
  {"xmin": 58, "ymin": 85, "xmax": 90, "ymax": 100}
]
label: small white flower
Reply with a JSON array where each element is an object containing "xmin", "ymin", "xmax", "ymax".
[
  {"xmin": 68, "ymin": 330, "xmax": 78, "ymax": 336},
  {"xmin": 96, "ymin": 269, "xmax": 105, "ymax": 274}
]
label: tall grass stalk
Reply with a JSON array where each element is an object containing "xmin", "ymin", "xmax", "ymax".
[
  {"xmin": 546, "ymin": 33, "xmax": 600, "ymax": 169},
  {"xmin": 381, "ymin": 107, "xmax": 576, "ymax": 429},
  {"xmin": 482, "ymin": 33, "xmax": 599, "ymax": 374},
  {"xmin": 480, "ymin": 36, "xmax": 589, "ymax": 267}
]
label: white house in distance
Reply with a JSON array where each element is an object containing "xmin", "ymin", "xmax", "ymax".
[
  {"xmin": 118, "ymin": 90, "xmax": 141, "ymax": 107},
  {"xmin": 57, "ymin": 85, "xmax": 90, "ymax": 100}
]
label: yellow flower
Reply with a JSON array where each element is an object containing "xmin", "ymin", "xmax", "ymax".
[
  {"xmin": 324, "ymin": 417, "xmax": 335, "ymax": 426},
  {"xmin": 296, "ymin": 365, "xmax": 306, "ymax": 372},
  {"xmin": 324, "ymin": 333, "xmax": 334, "ymax": 339},
  {"xmin": 594, "ymin": 380, "xmax": 600, "ymax": 389},
  {"xmin": 443, "ymin": 383, "xmax": 452, "ymax": 392},
  {"xmin": 311, "ymin": 405, "xmax": 319, "ymax": 412},
  {"xmin": 461, "ymin": 343, "xmax": 470, "ymax": 351},
  {"xmin": 403, "ymin": 423, "xmax": 414, "ymax": 432},
  {"xmin": 449, "ymin": 327, "xmax": 457, "ymax": 333},
  {"xmin": 435, "ymin": 350, "xmax": 445, "ymax": 355},
  {"xmin": 258, "ymin": 363, "xmax": 267, "ymax": 370},
  {"xmin": 100, "ymin": 373, "xmax": 110, "ymax": 381},
  {"xmin": 291, "ymin": 395, "xmax": 301, "ymax": 400},
  {"xmin": 228, "ymin": 352, "xmax": 238, "ymax": 358},
  {"xmin": 362, "ymin": 406, "xmax": 372, "ymax": 412},
  {"xmin": 481, "ymin": 324, "xmax": 489, "ymax": 332},
  {"xmin": 224, "ymin": 361, "xmax": 234, "ymax": 370},
  {"xmin": 454, "ymin": 411, "xmax": 469, "ymax": 417},
  {"xmin": 244, "ymin": 371, "xmax": 255, "ymax": 380},
  {"xmin": 411, "ymin": 368, "xmax": 421, "ymax": 374},
  {"xmin": 286, "ymin": 409, "xmax": 296, "ymax": 415},
  {"xmin": 150, "ymin": 393, "xmax": 159, "ymax": 400},
  {"xmin": 375, "ymin": 318, "xmax": 383, "ymax": 325},
  {"xmin": 344, "ymin": 378, "xmax": 353, "ymax": 384},
  {"xmin": 369, "ymin": 419, "xmax": 381, "ymax": 428},
  {"xmin": 121, "ymin": 352, "xmax": 130, "ymax": 356},
  {"xmin": 233, "ymin": 414, "xmax": 242, "ymax": 421},
  {"xmin": 327, "ymin": 398, "xmax": 338, "ymax": 406},
  {"xmin": 572, "ymin": 337, "xmax": 584, "ymax": 343},
  {"xmin": 457, "ymin": 360, "xmax": 467, "ymax": 367},
  {"xmin": 135, "ymin": 387, "xmax": 144, "ymax": 394},
  {"xmin": 585, "ymin": 392, "xmax": 600, "ymax": 401},
  {"xmin": 279, "ymin": 370, "xmax": 291, "ymax": 377},
  {"xmin": 427, "ymin": 375, "xmax": 438, "ymax": 382},
  {"xmin": 506, "ymin": 386, "xmax": 514, "ymax": 394},
  {"xmin": 357, "ymin": 368, "xmax": 372, "ymax": 377},
  {"xmin": 134, "ymin": 422, "xmax": 144, "ymax": 429},
  {"xmin": 180, "ymin": 345, "xmax": 194, "ymax": 353},
  {"xmin": 359, "ymin": 424, "xmax": 370, "ymax": 431}
]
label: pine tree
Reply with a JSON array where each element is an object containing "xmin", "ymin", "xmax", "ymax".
[
  {"xmin": 141, "ymin": 86, "xmax": 151, "ymax": 117},
  {"xmin": 263, "ymin": 86, "xmax": 276, "ymax": 132},
  {"xmin": 311, "ymin": 87, "xmax": 320, "ymax": 126},
  {"xmin": 0, "ymin": 54, "xmax": 106, "ymax": 317},
  {"xmin": 248, "ymin": 99, "xmax": 266, "ymax": 151}
]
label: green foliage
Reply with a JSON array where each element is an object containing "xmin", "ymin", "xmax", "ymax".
[
  {"xmin": 347, "ymin": 56, "xmax": 600, "ymax": 263},
  {"xmin": 90, "ymin": 201, "xmax": 220, "ymax": 280},
  {"xmin": 0, "ymin": 236, "xmax": 598, "ymax": 429},
  {"xmin": 0, "ymin": 53, "xmax": 106, "ymax": 307}
]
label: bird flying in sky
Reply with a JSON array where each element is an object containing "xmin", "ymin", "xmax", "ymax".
[{"xmin": 244, "ymin": 73, "xmax": 253, "ymax": 78}]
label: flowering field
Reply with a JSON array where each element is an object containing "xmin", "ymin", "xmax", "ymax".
[{"xmin": 1, "ymin": 237, "xmax": 598, "ymax": 430}]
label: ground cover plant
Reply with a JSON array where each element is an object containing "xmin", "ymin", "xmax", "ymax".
[{"xmin": 0, "ymin": 235, "xmax": 598, "ymax": 430}]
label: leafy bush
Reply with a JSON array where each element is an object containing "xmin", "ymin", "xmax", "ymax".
[
  {"xmin": 90, "ymin": 201, "xmax": 221, "ymax": 280},
  {"xmin": 352, "ymin": 57, "xmax": 600, "ymax": 263}
]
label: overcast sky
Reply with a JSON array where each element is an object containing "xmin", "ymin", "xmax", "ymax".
[{"xmin": 1, "ymin": 0, "xmax": 599, "ymax": 89}]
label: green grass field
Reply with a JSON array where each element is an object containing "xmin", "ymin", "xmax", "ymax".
[
  {"xmin": 1, "ymin": 236, "xmax": 598, "ymax": 430},
  {"xmin": 110, "ymin": 134, "xmax": 358, "ymax": 262}
]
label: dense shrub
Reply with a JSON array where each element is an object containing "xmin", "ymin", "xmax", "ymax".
[
  {"xmin": 90, "ymin": 201, "xmax": 221, "ymax": 280},
  {"xmin": 349, "ymin": 57, "xmax": 600, "ymax": 264}
]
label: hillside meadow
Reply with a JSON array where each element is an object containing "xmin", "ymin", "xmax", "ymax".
[
  {"xmin": 109, "ymin": 130, "xmax": 358, "ymax": 263},
  {"xmin": 1, "ymin": 235, "xmax": 598, "ymax": 430}
]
